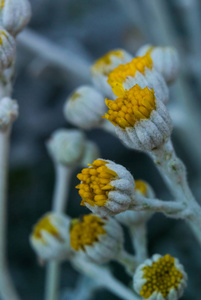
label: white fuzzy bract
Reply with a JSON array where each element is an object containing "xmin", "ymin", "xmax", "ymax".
[
  {"xmin": 84, "ymin": 159, "xmax": 135, "ymax": 217},
  {"xmin": 115, "ymin": 96, "xmax": 172, "ymax": 151},
  {"xmin": 137, "ymin": 45, "xmax": 180, "ymax": 84},
  {"xmin": 77, "ymin": 217, "xmax": 124, "ymax": 264},
  {"xmin": 0, "ymin": 27, "xmax": 15, "ymax": 70},
  {"xmin": 0, "ymin": 0, "xmax": 31, "ymax": 36},
  {"xmin": 46, "ymin": 129, "xmax": 86, "ymax": 166},
  {"xmin": 0, "ymin": 97, "xmax": 18, "ymax": 130},
  {"xmin": 64, "ymin": 85, "xmax": 107, "ymax": 130},
  {"xmin": 30, "ymin": 212, "xmax": 72, "ymax": 261}
]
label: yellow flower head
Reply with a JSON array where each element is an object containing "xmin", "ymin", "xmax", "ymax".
[
  {"xmin": 32, "ymin": 215, "xmax": 59, "ymax": 243},
  {"xmin": 76, "ymin": 159, "xmax": 117, "ymax": 207},
  {"xmin": 103, "ymin": 85, "xmax": 156, "ymax": 129},
  {"xmin": 107, "ymin": 54, "xmax": 153, "ymax": 97},
  {"xmin": 91, "ymin": 49, "xmax": 124, "ymax": 76},
  {"xmin": 134, "ymin": 254, "xmax": 187, "ymax": 300},
  {"xmin": 76, "ymin": 159, "xmax": 135, "ymax": 216},
  {"xmin": 0, "ymin": 0, "xmax": 5, "ymax": 9},
  {"xmin": 70, "ymin": 215, "xmax": 106, "ymax": 251},
  {"xmin": 135, "ymin": 180, "xmax": 148, "ymax": 196}
]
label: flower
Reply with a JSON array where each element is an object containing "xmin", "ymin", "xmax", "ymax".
[
  {"xmin": 0, "ymin": 27, "xmax": 15, "ymax": 70},
  {"xmin": 46, "ymin": 129, "xmax": 86, "ymax": 166},
  {"xmin": 107, "ymin": 53, "xmax": 169, "ymax": 104},
  {"xmin": 116, "ymin": 180, "xmax": 154, "ymax": 226},
  {"xmin": 91, "ymin": 49, "xmax": 133, "ymax": 98},
  {"xmin": 30, "ymin": 213, "xmax": 72, "ymax": 261},
  {"xmin": 76, "ymin": 159, "xmax": 135, "ymax": 216},
  {"xmin": 136, "ymin": 45, "xmax": 180, "ymax": 83},
  {"xmin": 63, "ymin": 85, "xmax": 107, "ymax": 130},
  {"xmin": 134, "ymin": 254, "xmax": 187, "ymax": 300},
  {"xmin": 0, "ymin": 0, "xmax": 31, "ymax": 36},
  {"xmin": 70, "ymin": 214, "xmax": 124, "ymax": 263},
  {"xmin": 0, "ymin": 97, "xmax": 18, "ymax": 131},
  {"xmin": 103, "ymin": 85, "xmax": 172, "ymax": 151}
]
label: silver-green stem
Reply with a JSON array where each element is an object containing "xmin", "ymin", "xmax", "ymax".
[
  {"xmin": 129, "ymin": 224, "xmax": 148, "ymax": 263},
  {"xmin": 0, "ymin": 128, "xmax": 20, "ymax": 300},
  {"xmin": 150, "ymin": 138, "xmax": 201, "ymax": 244},
  {"xmin": 72, "ymin": 255, "xmax": 140, "ymax": 300},
  {"xmin": 117, "ymin": 250, "xmax": 138, "ymax": 276},
  {"xmin": 45, "ymin": 164, "xmax": 72, "ymax": 300}
]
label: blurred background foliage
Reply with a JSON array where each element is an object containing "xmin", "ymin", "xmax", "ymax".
[{"xmin": 6, "ymin": 0, "xmax": 201, "ymax": 299}]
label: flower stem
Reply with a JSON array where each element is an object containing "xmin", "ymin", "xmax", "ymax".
[
  {"xmin": 117, "ymin": 250, "xmax": 138, "ymax": 276},
  {"xmin": 129, "ymin": 224, "xmax": 148, "ymax": 263},
  {"xmin": 72, "ymin": 255, "xmax": 140, "ymax": 300},
  {"xmin": 0, "ymin": 128, "xmax": 20, "ymax": 300},
  {"xmin": 150, "ymin": 138, "xmax": 201, "ymax": 244},
  {"xmin": 45, "ymin": 164, "xmax": 72, "ymax": 300}
]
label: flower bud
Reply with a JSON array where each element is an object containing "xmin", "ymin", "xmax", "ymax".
[
  {"xmin": 137, "ymin": 45, "xmax": 180, "ymax": 83},
  {"xmin": 103, "ymin": 85, "xmax": 172, "ymax": 151},
  {"xmin": 70, "ymin": 214, "xmax": 124, "ymax": 264},
  {"xmin": 30, "ymin": 212, "xmax": 72, "ymax": 261},
  {"xmin": 0, "ymin": 97, "xmax": 18, "ymax": 131},
  {"xmin": 0, "ymin": 0, "xmax": 31, "ymax": 36},
  {"xmin": 116, "ymin": 180, "xmax": 154, "ymax": 226},
  {"xmin": 76, "ymin": 159, "xmax": 135, "ymax": 216},
  {"xmin": 81, "ymin": 141, "xmax": 100, "ymax": 167},
  {"xmin": 64, "ymin": 86, "xmax": 107, "ymax": 130},
  {"xmin": 91, "ymin": 49, "xmax": 133, "ymax": 98},
  {"xmin": 107, "ymin": 53, "xmax": 169, "ymax": 104},
  {"xmin": 46, "ymin": 129, "xmax": 86, "ymax": 166},
  {"xmin": 0, "ymin": 27, "xmax": 15, "ymax": 70},
  {"xmin": 134, "ymin": 254, "xmax": 187, "ymax": 300}
]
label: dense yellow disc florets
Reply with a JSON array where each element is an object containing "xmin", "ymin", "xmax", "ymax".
[
  {"xmin": 140, "ymin": 254, "xmax": 183, "ymax": 299},
  {"xmin": 103, "ymin": 85, "xmax": 156, "ymax": 129},
  {"xmin": 135, "ymin": 180, "xmax": 148, "ymax": 196},
  {"xmin": 33, "ymin": 216, "xmax": 58, "ymax": 242},
  {"xmin": 70, "ymin": 215, "xmax": 106, "ymax": 251},
  {"xmin": 76, "ymin": 159, "xmax": 117, "ymax": 207},
  {"xmin": 107, "ymin": 54, "xmax": 153, "ymax": 97},
  {"xmin": 91, "ymin": 50, "xmax": 124, "ymax": 76}
]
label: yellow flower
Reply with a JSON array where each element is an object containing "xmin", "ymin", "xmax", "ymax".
[
  {"xmin": 134, "ymin": 254, "xmax": 187, "ymax": 300},
  {"xmin": 76, "ymin": 159, "xmax": 135, "ymax": 216}
]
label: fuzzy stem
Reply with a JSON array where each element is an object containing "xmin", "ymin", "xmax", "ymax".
[
  {"xmin": 150, "ymin": 138, "xmax": 201, "ymax": 244},
  {"xmin": 117, "ymin": 250, "xmax": 138, "ymax": 276},
  {"xmin": 130, "ymin": 195, "xmax": 186, "ymax": 217},
  {"xmin": 45, "ymin": 164, "xmax": 72, "ymax": 300},
  {"xmin": 129, "ymin": 224, "xmax": 148, "ymax": 263},
  {"xmin": 72, "ymin": 255, "xmax": 140, "ymax": 300},
  {"xmin": 0, "ymin": 128, "xmax": 20, "ymax": 300},
  {"xmin": 52, "ymin": 165, "xmax": 73, "ymax": 213}
]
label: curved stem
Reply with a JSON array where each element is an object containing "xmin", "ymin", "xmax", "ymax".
[
  {"xmin": 130, "ymin": 194, "xmax": 186, "ymax": 217},
  {"xmin": 72, "ymin": 255, "xmax": 140, "ymax": 300},
  {"xmin": 0, "ymin": 128, "xmax": 20, "ymax": 300},
  {"xmin": 129, "ymin": 224, "xmax": 148, "ymax": 263},
  {"xmin": 45, "ymin": 164, "xmax": 73, "ymax": 300},
  {"xmin": 150, "ymin": 138, "xmax": 201, "ymax": 244},
  {"xmin": 117, "ymin": 250, "xmax": 138, "ymax": 276}
]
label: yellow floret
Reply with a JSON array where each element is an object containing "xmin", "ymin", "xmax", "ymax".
[
  {"xmin": 76, "ymin": 159, "xmax": 117, "ymax": 207},
  {"xmin": 107, "ymin": 53, "xmax": 153, "ymax": 97},
  {"xmin": 70, "ymin": 215, "xmax": 106, "ymax": 251},
  {"xmin": 91, "ymin": 49, "xmax": 124, "ymax": 76},
  {"xmin": 0, "ymin": 30, "xmax": 7, "ymax": 45},
  {"xmin": 103, "ymin": 85, "xmax": 155, "ymax": 129},
  {"xmin": 32, "ymin": 216, "xmax": 58, "ymax": 243},
  {"xmin": 135, "ymin": 180, "xmax": 148, "ymax": 196},
  {"xmin": 70, "ymin": 92, "xmax": 81, "ymax": 101},
  {"xmin": 140, "ymin": 254, "xmax": 183, "ymax": 299}
]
